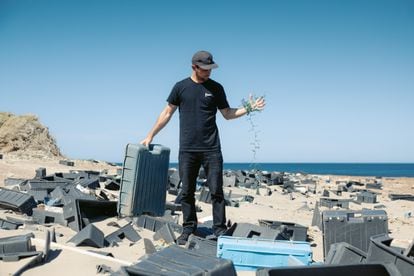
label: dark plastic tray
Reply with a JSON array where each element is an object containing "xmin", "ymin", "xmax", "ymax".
[
  {"xmin": 326, "ymin": 242, "xmax": 367, "ymax": 264},
  {"xmin": 135, "ymin": 214, "xmax": 182, "ymax": 233},
  {"xmin": 122, "ymin": 244, "xmax": 236, "ymax": 275},
  {"xmin": 0, "ymin": 218, "xmax": 22, "ymax": 230},
  {"xmin": 105, "ymin": 223, "xmax": 141, "ymax": 244},
  {"xmin": 0, "ymin": 233, "xmax": 35, "ymax": 254},
  {"xmin": 258, "ymin": 219, "xmax": 308, "ymax": 241},
  {"xmin": 185, "ymin": 234, "xmax": 217, "ymax": 257},
  {"xmin": 63, "ymin": 199, "xmax": 117, "ymax": 232},
  {"xmin": 67, "ymin": 224, "xmax": 104, "ymax": 248},
  {"xmin": 32, "ymin": 207, "xmax": 67, "ymax": 225},
  {"xmin": 256, "ymin": 263, "xmax": 401, "ymax": 276},
  {"xmin": 0, "ymin": 188, "xmax": 37, "ymax": 215},
  {"xmin": 367, "ymin": 234, "xmax": 414, "ymax": 276},
  {"xmin": 320, "ymin": 197, "xmax": 351, "ymax": 209},
  {"xmin": 357, "ymin": 191, "xmax": 377, "ymax": 203},
  {"xmin": 226, "ymin": 222, "xmax": 287, "ymax": 240}
]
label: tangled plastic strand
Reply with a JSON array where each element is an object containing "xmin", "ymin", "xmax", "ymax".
[{"xmin": 241, "ymin": 94, "xmax": 265, "ymax": 170}]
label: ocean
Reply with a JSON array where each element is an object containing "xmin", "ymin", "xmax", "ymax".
[{"xmin": 166, "ymin": 163, "xmax": 414, "ymax": 177}]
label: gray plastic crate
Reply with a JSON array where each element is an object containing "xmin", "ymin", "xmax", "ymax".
[
  {"xmin": 135, "ymin": 214, "xmax": 182, "ymax": 233},
  {"xmin": 326, "ymin": 242, "xmax": 367, "ymax": 264},
  {"xmin": 367, "ymin": 234, "xmax": 414, "ymax": 276},
  {"xmin": 366, "ymin": 183, "xmax": 382, "ymax": 189},
  {"xmin": 320, "ymin": 197, "xmax": 351, "ymax": 209},
  {"xmin": 0, "ymin": 233, "xmax": 35, "ymax": 254},
  {"xmin": 27, "ymin": 180, "xmax": 70, "ymax": 191},
  {"xmin": 258, "ymin": 219, "xmax": 308, "ymax": 241},
  {"xmin": 256, "ymin": 263, "xmax": 401, "ymax": 276},
  {"xmin": 153, "ymin": 223, "xmax": 176, "ymax": 244},
  {"xmin": 59, "ymin": 160, "xmax": 74, "ymax": 166},
  {"xmin": 186, "ymin": 234, "xmax": 217, "ymax": 257},
  {"xmin": 3, "ymin": 178, "xmax": 27, "ymax": 187},
  {"xmin": 67, "ymin": 224, "xmax": 104, "ymax": 248},
  {"xmin": 27, "ymin": 189, "xmax": 49, "ymax": 203},
  {"xmin": 322, "ymin": 210, "xmax": 388, "ymax": 259},
  {"xmin": 223, "ymin": 174, "xmax": 237, "ymax": 187},
  {"xmin": 35, "ymin": 167, "xmax": 46, "ymax": 178},
  {"xmin": 64, "ymin": 199, "xmax": 117, "ymax": 232},
  {"xmin": 121, "ymin": 244, "xmax": 236, "ymax": 275},
  {"xmin": 50, "ymin": 186, "xmax": 95, "ymax": 206},
  {"xmin": 312, "ymin": 201, "xmax": 351, "ymax": 231},
  {"xmin": 0, "ymin": 218, "xmax": 22, "ymax": 230},
  {"xmin": 357, "ymin": 191, "xmax": 377, "ymax": 204},
  {"xmin": 405, "ymin": 240, "xmax": 414, "ymax": 258},
  {"xmin": 168, "ymin": 169, "xmax": 181, "ymax": 188},
  {"xmin": 32, "ymin": 207, "xmax": 66, "ymax": 225},
  {"xmin": 227, "ymin": 222, "xmax": 287, "ymax": 240},
  {"xmin": 311, "ymin": 202, "xmax": 323, "ymax": 229},
  {"xmin": 0, "ymin": 188, "xmax": 37, "ymax": 215},
  {"xmin": 118, "ymin": 144, "xmax": 170, "ymax": 217},
  {"xmin": 388, "ymin": 194, "xmax": 414, "ymax": 201},
  {"xmin": 105, "ymin": 223, "xmax": 141, "ymax": 244}
]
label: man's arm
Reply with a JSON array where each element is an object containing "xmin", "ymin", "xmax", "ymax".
[
  {"xmin": 140, "ymin": 103, "xmax": 178, "ymax": 146},
  {"xmin": 220, "ymin": 96, "xmax": 265, "ymax": 120}
]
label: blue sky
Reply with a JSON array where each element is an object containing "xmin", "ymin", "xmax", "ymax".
[{"xmin": 1, "ymin": 0, "xmax": 413, "ymax": 163}]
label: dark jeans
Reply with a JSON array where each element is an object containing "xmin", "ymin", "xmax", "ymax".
[{"xmin": 179, "ymin": 150, "xmax": 226, "ymax": 235}]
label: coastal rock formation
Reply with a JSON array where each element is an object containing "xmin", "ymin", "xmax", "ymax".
[{"xmin": 0, "ymin": 112, "xmax": 63, "ymax": 159}]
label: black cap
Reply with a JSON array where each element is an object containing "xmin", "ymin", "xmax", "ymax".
[{"xmin": 192, "ymin": 50, "xmax": 218, "ymax": 70}]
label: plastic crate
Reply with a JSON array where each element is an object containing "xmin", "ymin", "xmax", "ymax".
[
  {"xmin": 0, "ymin": 188, "xmax": 37, "ymax": 215},
  {"xmin": 135, "ymin": 214, "xmax": 182, "ymax": 233},
  {"xmin": 320, "ymin": 197, "xmax": 351, "ymax": 209},
  {"xmin": 356, "ymin": 191, "xmax": 377, "ymax": 204},
  {"xmin": 322, "ymin": 209, "xmax": 388, "ymax": 258},
  {"xmin": 123, "ymin": 244, "xmax": 236, "ymax": 275},
  {"xmin": 0, "ymin": 218, "xmax": 22, "ymax": 230},
  {"xmin": 325, "ymin": 242, "xmax": 367, "ymax": 264},
  {"xmin": 67, "ymin": 224, "xmax": 105, "ymax": 248},
  {"xmin": 256, "ymin": 263, "xmax": 401, "ymax": 276},
  {"xmin": 64, "ymin": 199, "xmax": 117, "ymax": 232},
  {"xmin": 367, "ymin": 234, "xmax": 414, "ymax": 276},
  {"xmin": 227, "ymin": 222, "xmax": 287, "ymax": 240},
  {"xmin": 217, "ymin": 236, "xmax": 312, "ymax": 271},
  {"xmin": 186, "ymin": 234, "xmax": 217, "ymax": 257},
  {"xmin": 258, "ymin": 219, "xmax": 308, "ymax": 241},
  {"xmin": 105, "ymin": 223, "xmax": 141, "ymax": 244},
  {"xmin": 118, "ymin": 144, "xmax": 170, "ymax": 217},
  {"xmin": 0, "ymin": 233, "xmax": 35, "ymax": 254},
  {"xmin": 27, "ymin": 180, "xmax": 70, "ymax": 191},
  {"xmin": 32, "ymin": 207, "xmax": 67, "ymax": 225}
]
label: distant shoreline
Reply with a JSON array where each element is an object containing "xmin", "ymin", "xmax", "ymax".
[{"xmin": 164, "ymin": 162, "xmax": 414, "ymax": 177}]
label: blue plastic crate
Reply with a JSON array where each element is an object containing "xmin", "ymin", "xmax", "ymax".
[{"xmin": 217, "ymin": 236, "xmax": 312, "ymax": 271}]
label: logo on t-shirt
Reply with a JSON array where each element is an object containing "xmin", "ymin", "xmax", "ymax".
[{"xmin": 205, "ymin": 92, "xmax": 213, "ymax": 97}]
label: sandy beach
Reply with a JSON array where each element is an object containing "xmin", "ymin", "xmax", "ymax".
[
  {"xmin": 1, "ymin": 156, "xmax": 413, "ymax": 275},
  {"xmin": 2, "ymin": 0, "xmax": 414, "ymax": 274}
]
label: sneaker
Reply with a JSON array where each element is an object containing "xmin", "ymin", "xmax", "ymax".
[{"xmin": 176, "ymin": 232, "xmax": 191, "ymax": 245}]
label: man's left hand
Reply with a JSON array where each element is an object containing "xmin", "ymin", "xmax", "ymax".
[{"xmin": 251, "ymin": 95, "xmax": 266, "ymax": 112}]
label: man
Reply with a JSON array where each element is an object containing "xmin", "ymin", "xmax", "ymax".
[{"xmin": 140, "ymin": 50, "xmax": 265, "ymax": 245}]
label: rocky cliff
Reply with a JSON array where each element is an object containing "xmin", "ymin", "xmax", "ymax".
[{"xmin": 0, "ymin": 112, "xmax": 63, "ymax": 159}]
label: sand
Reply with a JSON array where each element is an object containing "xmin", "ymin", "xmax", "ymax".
[{"xmin": 0, "ymin": 156, "xmax": 413, "ymax": 275}]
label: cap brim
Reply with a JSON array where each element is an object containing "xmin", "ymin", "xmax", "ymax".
[{"xmin": 197, "ymin": 63, "xmax": 218, "ymax": 70}]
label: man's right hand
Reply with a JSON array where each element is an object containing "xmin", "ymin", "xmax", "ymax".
[{"xmin": 140, "ymin": 136, "xmax": 153, "ymax": 147}]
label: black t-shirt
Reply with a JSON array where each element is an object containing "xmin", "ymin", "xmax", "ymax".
[{"xmin": 167, "ymin": 77, "xmax": 230, "ymax": 152}]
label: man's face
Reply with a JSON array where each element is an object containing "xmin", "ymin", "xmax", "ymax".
[{"xmin": 194, "ymin": 65, "xmax": 211, "ymax": 82}]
